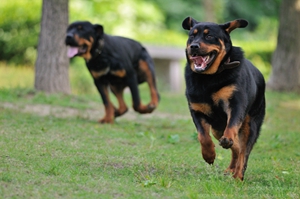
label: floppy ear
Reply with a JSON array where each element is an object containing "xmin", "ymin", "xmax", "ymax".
[
  {"xmin": 220, "ymin": 19, "xmax": 248, "ymax": 34},
  {"xmin": 182, "ymin": 17, "xmax": 198, "ymax": 30},
  {"xmin": 94, "ymin": 24, "xmax": 104, "ymax": 36}
]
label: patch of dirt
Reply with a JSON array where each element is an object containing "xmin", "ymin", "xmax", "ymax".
[{"xmin": 0, "ymin": 102, "xmax": 189, "ymax": 122}]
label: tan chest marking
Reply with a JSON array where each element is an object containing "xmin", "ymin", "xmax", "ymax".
[
  {"xmin": 110, "ymin": 69, "xmax": 126, "ymax": 78},
  {"xmin": 90, "ymin": 67, "xmax": 109, "ymax": 79},
  {"xmin": 190, "ymin": 102, "xmax": 212, "ymax": 115},
  {"xmin": 212, "ymin": 85, "xmax": 237, "ymax": 105}
]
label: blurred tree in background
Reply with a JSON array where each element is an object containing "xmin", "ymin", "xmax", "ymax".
[
  {"xmin": 0, "ymin": 0, "xmax": 281, "ymax": 66},
  {"xmin": 6, "ymin": 0, "xmax": 300, "ymax": 92},
  {"xmin": 34, "ymin": 0, "xmax": 70, "ymax": 94},
  {"xmin": 268, "ymin": 0, "xmax": 300, "ymax": 92}
]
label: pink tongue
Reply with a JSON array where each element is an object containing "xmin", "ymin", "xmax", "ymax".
[
  {"xmin": 67, "ymin": 47, "xmax": 79, "ymax": 58},
  {"xmin": 190, "ymin": 56, "xmax": 207, "ymax": 68}
]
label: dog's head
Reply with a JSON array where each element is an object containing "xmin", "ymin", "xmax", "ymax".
[
  {"xmin": 182, "ymin": 17, "xmax": 248, "ymax": 74},
  {"xmin": 65, "ymin": 21, "xmax": 104, "ymax": 60}
]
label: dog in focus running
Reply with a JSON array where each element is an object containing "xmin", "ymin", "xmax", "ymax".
[
  {"xmin": 65, "ymin": 21, "xmax": 160, "ymax": 123},
  {"xmin": 182, "ymin": 17, "xmax": 265, "ymax": 180}
]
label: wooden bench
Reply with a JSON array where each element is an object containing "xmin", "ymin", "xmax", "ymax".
[{"xmin": 145, "ymin": 45, "xmax": 186, "ymax": 92}]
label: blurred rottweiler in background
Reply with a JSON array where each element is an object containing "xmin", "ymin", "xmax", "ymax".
[
  {"xmin": 65, "ymin": 21, "xmax": 159, "ymax": 124},
  {"xmin": 182, "ymin": 17, "xmax": 265, "ymax": 180}
]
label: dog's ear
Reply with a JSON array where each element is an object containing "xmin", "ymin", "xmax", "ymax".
[
  {"xmin": 94, "ymin": 24, "xmax": 104, "ymax": 36},
  {"xmin": 182, "ymin": 17, "xmax": 198, "ymax": 30},
  {"xmin": 220, "ymin": 19, "xmax": 248, "ymax": 34}
]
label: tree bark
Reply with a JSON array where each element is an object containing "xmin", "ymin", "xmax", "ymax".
[
  {"xmin": 202, "ymin": 0, "xmax": 216, "ymax": 22},
  {"xmin": 268, "ymin": 0, "xmax": 300, "ymax": 92},
  {"xmin": 34, "ymin": 0, "xmax": 70, "ymax": 94}
]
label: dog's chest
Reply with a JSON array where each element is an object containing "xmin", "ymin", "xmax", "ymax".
[
  {"xmin": 86, "ymin": 58, "xmax": 127, "ymax": 80},
  {"xmin": 186, "ymin": 79, "xmax": 236, "ymax": 118}
]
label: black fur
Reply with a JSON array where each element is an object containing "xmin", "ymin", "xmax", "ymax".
[
  {"xmin": 182, "ymin": 17, "xmax": 265, "ymax": 180},
  {"xmin": 65, "ymin": 21, "xmax": 159, "ymax": 123}
]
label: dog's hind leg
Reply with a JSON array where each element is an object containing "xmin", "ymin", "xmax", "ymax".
[
  {"xmin": 138, "ymin": 59, "xmax": 160, "ymax": 110},
  {"xmin": 225, "ymin": 142, "xmax": 240, "ymax": 175},
  {"xmin": 242, "ymin": 111, "xmax": 264, "ymax": 176},
  {"xmin": 110, "ymin": 85, "xmax": 128, "ymax": 117},
  {"xmin": 129, "ymin": 50, "xmax": 159, "ymax": 114},
  {"xmin": 139, "ymin": 49, "xmax": 160, "ymax": 109},
  {"xmin": 240, "ymin": 97, "xmax": 265, "ymax": 178},
  {"xmin": 229, "ymin": 115, "xmax": 251, "ymax": 180}
]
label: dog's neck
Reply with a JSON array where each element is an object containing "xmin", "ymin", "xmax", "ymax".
[
  {"xmin": 216, "ymin": 46, "xmax": 243, "ymax": 74},
  {"xmin": 216, "ymin": 57, "xmax": 240, "ymax": 74},
  {"xmin": 92, "ymin": 38, "xmax": 105, "ymax": 58}
]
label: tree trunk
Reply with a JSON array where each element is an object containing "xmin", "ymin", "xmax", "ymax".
[
  {"xmin": 34, "ymin": 0, "xmax": 70, "ymax": 94},
  {"xmin": 268, "ymin": 0, "xmax": 300, "ymax": 92},
  {"xmin": 202, "ymin": 0, "xmax": 216, "ymax": 22}
]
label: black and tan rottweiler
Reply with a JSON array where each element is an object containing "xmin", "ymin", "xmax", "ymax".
[
  {"xmin": 182, "ymin": 17, "xmax": 265, "ymax": 180},
  {"xmin": 65, "ymin": 21, "xmax": 159, "ymax": 123}
]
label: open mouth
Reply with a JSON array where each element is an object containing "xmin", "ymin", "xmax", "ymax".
[
  {"xmin": 189, "ymin": 51, "xmax": 216, "ymax": 72},
  {"xmin": 67, "ymin": 45, "xmax": 87, "ymax": 58}
]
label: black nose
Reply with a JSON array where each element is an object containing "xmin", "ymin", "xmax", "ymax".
[
  {"xmin": 66, "ymin": 33, "xmax": 73, "ymax": 39},
  {"xmin": 67, "ymin": 32, "xmax": 73, "ymax": 37},
  {"xmin": 65, "ymin": 33, "xmax": 74, "ymax": 45},
  {"xmin": 190, "ymin": 43, "xmax": 200, "ymax": 49}
]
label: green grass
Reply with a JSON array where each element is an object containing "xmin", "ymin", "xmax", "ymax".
[{"xmin": 0, "ymin": 88, "xmax": 300, "ymax": 198}]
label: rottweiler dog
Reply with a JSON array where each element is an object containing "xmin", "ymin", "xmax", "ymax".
[
  {"xmin": 65, "ymin": 21, "xmax": 159, "ymax": 123},
  {"xmin": 182, "ymin": 17, "xmax": 265, "ymax": 180}
]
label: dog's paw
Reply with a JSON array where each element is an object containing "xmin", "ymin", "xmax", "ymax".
[
  {"xmin": 114, "ymin": 108, "xmax": 128, "ymax": 117},
  {"xmin": 147, "ymin": 103, "xmax": 156, "ymax": 111},
  {"xmin": 224, "ymin": 167, "xmax": 235, "ymax": 175},
  {"xmin": 201, "ymin": 145, "xmax": 216, "ymax": 164},
  {"xmin": 202, "ymin": 152, "xmax": 215, "ymax": 165},
  {"xmin": 98, "ymin": 117, "xmax": 114, "ymax": 124},
  {"xmin": 233, "ymin": 172, "xmax": 244, "ymax": 181},
  {"xmin": 219, "ymin": 136, "xmax": 233, "ymax": 149}
]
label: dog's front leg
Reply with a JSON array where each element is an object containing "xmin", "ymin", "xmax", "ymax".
[
  {"xmin": 190, "ymin": 111, "xmax": 216, "ymax": 164},
  {"xmin": 218, "ymin": 103, "xmax": 243, "ymax": 149},
  {"xmin": 219, "ymin": 107, "xmax": 245, "ymax": 180},
  {"xmin": 110, "ymin": 85, "xmax": 128, "ymax": 117},
  {"xmin": 94, "ymin": 80, "xmax": 115, "ymax": 124},
  {"xmin": 127, "ymin": 76, "xmax": 153, "ymax": 114}
]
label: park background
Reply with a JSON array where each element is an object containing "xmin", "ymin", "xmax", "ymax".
[{"xmin": 0, "ymin": 0, "xmax": 280, "ymax": 93}]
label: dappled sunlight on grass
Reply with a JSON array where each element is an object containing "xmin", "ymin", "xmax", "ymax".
[
  {"xmin": 280, "ymin": 100, "xmax": 300, "ymax": 110},
  {"xmin": 0, "ymin": 63, "xmax": 34, "ymax": 89}
]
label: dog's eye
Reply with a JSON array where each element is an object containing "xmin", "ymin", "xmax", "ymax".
[{"xmin": 205, "ymin": 35, "xmax": 213, "ymax": 40}]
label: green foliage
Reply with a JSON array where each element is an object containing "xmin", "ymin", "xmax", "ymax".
[
  {"xmin": 70, "ymin": 0, "xmax": 165, "ymax": 38},
  {"xmin": 0, "ymin": 0, "xmax": 41, "ymax": 65},
  {"xmin": 69, "ymin": 0, "xmax": 187, "ymax": 46},
  {"xmin": 0, "ymin": 0, "xmax": 279, "ymax": 67},
  {"xmin": 147, "ymin": 0, "xmax": 206, "ymax": 31},
  {"xmin": 0, "ymin": 89, "xmax": 300, "ymax": 198},
  {"xmin": 224, "ymin": 0, "xmax": 281, "ymax": 31}
]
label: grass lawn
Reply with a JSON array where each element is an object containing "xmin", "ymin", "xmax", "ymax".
[{"xmin": 0, "ymin": 87, "xmax": 300, "ymax": 199}]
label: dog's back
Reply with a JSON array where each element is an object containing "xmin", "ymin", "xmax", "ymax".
[{"xmin": 102, "ymin": 34, "xmax": 156, "ymax": 83}]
